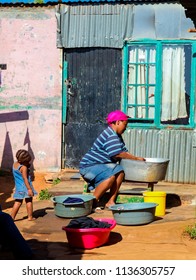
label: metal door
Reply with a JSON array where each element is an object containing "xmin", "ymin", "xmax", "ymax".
[{"xmin": 62, "ymin": 47, "xmax": 122, "ymax": 169}]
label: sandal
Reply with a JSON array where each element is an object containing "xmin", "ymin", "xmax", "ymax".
[{"xmin": 92, "ymin": 207, "xmax": 105, "ymax": 214}]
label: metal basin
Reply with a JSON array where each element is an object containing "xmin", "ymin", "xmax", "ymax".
[
  {"xmin": 120, "ymin": 158, "xmax": 169, "ymax": 182},
  {"xmin": 109, "ymin": 202, "xmax": 158, "ymax": 225},
  {"xmin": 51, "ymin": 194, "xmax": 95, "ymax": 218}
]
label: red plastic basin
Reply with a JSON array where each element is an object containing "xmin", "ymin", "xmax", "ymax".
[{"xmin": 62, "ymin": 218, "xmax": 116, "ymax": 249}]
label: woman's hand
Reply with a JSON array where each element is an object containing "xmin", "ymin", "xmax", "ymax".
[
  {"xmin": 113, "ymin": 152, "xmax": 146, "ymax": 161},
  {"xmin": 137, "ymin": 157, "xmax": 146, "ymax": 161}
]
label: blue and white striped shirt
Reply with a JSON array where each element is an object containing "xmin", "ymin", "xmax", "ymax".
[{"xmin": 79, "ymin": 126, "xmax": 128, "ymax": 168}]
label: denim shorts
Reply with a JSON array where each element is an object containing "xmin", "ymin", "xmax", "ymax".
[
  {"xmin": 13, "ymin": 187, "xmax": 38, "ymax": 200},
  {"xmin": 79, "ymin": 163, "xmax": 124, "ymax": 191}
]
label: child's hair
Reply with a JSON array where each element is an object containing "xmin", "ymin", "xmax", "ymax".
[{"xmin": 16, "ymin": 149, "xmax": 31, "ymax": 163}]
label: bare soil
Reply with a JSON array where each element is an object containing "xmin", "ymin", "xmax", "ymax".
[{"xmin": 1, "ymin": 170, "xmax": 196, "ymax": 260}]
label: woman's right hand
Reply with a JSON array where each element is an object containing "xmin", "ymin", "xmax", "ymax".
[{"xmin": 137, "ymin": 157, "xmax": 146, "ymax": 161}]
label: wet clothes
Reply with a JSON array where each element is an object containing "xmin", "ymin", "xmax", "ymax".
[
  {"xmin": 62, "ymin": 197, "xmax": 84, "ymax": 204},
  {"xmin": 66, "ymin": 217, "xmax": 112, "ymax": 229}
]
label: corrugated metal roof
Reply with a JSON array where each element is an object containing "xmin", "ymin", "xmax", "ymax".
[
  {"xmin": 0, "ymin": 0, "xmax": 180, "ymax": 3},
  {"xmin": 0, "ymin": 0, "xmax": 58, "ymax": 3},
  {"xmin": 57, "ymin": 3, "xmax": 195, "ymax": 49},
  {"xmin": 0, "ymin": 1, "xmax": 195, "ymax": 27},
  {"xmin": 57, "ymin": 0, "xmax": 179, "ymax": 2}
]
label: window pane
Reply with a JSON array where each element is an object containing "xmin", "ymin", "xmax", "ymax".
[
  {"xmin": 127, "ymin": 45, "xmax": 156, "ymax": 121},
  {"xmin": 161, "ymin": 44, "xmax": 191, "ymax": 124},
  {"xmin": 125, "ymin": 41, "xmax": 193, "ymax": 127}
]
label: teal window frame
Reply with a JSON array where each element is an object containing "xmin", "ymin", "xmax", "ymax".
[{"xmin": 122, "ymin": 40, "xmax": 196, "ymax": 129}]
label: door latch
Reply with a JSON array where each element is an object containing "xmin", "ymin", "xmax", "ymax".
[{"xmin": 65, "ymin": 79, "xmax": 74, "ymax": 96}]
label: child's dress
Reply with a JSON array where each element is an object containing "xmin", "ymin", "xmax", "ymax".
[{"xmin": 12, "ymin": 164, "xmax": 38, "ymax": 199}]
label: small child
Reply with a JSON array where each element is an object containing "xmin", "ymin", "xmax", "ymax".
[{"xmin": 11, "ymin": 149, "xmax": 37, "ymax": 221}]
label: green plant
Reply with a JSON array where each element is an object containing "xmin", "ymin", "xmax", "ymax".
[
  {"xmin": 39, "ymin": 188, "xmax": 52, "ymax": 200},
  {"xmin": 116, "ymin": 195, "xmax": 144, "ymax": 203},
  {"xmin": 53, "ymin": 178, "xmax": 61, "ymax": 185},
  {"xmin": 184, "ymin": 223, "xmax": 196, "ymax": 240}
]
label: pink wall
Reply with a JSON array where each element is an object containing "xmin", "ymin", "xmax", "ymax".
[{"xmin": 0, "ymin": 7, "xmax": 62, "ymax": 172}]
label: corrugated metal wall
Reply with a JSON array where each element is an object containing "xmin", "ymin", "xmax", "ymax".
[
  {"xmin": 123, "ymin": 129, "xmax": 196, "ymax": 183},
  {"xmin": 57, "ymin": 3, "xmax": 195, "ymax": 49}
]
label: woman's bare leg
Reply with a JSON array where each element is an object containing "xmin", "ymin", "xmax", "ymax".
[
  {"xmin": 106, "ymin": 171, "xmax": 124, "ymax": 207},
  {"xmin": 93, "ymin": 171, "xmax": 125, "ymax": 208},
  {"xmin": 11, "ymin": 199, "xmax": 23, "ymax": 220},
  {"xmin": 93, "ymin": 175, "xmax": 116, "ymax": 202}
]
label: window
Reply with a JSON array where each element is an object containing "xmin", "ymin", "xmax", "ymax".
[{"xmin": 123, "ymin": 40, "xmax": 196, "ymax": 128}]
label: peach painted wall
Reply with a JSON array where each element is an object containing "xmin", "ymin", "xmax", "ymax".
[{"xmin": 0, "ymin": 7, "xmax": 62, "ymax": 172}]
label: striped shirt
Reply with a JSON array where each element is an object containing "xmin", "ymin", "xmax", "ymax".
[{"xmin": 79, "ymin": 126, "xmax": 128, "ymax": 168}]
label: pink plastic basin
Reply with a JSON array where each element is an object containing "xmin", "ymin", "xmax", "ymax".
[{"xmin": 62, "ymin": 218, "xmax": 116, "ymax": 249}]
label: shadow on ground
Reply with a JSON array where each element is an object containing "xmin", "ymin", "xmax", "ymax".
[
  {"xmin": 166, "ymin": 193, "xmax": 181, "ymax": 208},
  {"xmin": 0, "ymin": 170, "xmax": 15, "ymax": 210},
  {"xmin": 0, "ymin": 231, "xmax": 122, "ymax": 260}
]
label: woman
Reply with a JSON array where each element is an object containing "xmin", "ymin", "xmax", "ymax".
[{"xmin": 79, "ymin": 110, "xmax": 145, "ymax": 208}]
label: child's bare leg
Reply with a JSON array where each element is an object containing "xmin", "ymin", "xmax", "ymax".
[
  {"xmin": 25, "ymin": 197, "xmax": 35, "ymax": 221},
  {"xmin": 11, "ymin": 199, "xmax": 23, "ymax": 220}
]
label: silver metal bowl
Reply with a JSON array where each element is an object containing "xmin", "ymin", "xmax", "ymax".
[{"xmin": 120, "ymin": 158, "xmax": 169, "ymax": 182}]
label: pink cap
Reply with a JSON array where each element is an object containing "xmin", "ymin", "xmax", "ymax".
[{"xmin": 106, "ymin": 110, "xmax": 129, "ymax": 124}]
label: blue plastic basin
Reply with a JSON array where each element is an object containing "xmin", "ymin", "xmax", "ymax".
[{"xmin": 109, "ymin": 202, "xmax": 158, "ymax": 225}]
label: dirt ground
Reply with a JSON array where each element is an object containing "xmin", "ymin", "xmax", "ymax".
[{"xmin": 1, "ymin": 170, "xmax": 196, "ymax": 260}]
